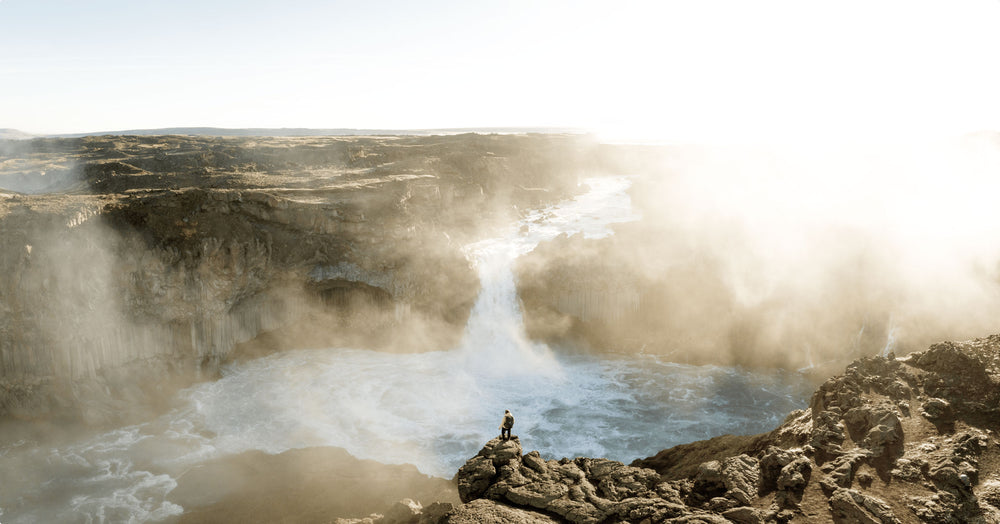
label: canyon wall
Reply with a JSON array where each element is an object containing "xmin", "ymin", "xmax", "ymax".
[{"xmin": 0, "ymin": 133, "xmax": 607, "ymax": 423}]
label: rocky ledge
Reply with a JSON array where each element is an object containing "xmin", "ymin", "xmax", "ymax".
[{"xmin": 341, "ymin": 335, "xmax": 1000, "ymax": 523}]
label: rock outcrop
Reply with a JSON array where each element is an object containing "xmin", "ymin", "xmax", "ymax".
[
  {"xmin": 453, "ymin": 436, "xmax": 728, "ymax": 524},
  {"xmin": 434, "ymin": 335, "xmax": 1000, "ymax": 522}
]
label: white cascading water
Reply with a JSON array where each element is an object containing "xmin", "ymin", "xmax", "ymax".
[{"xmin": 0, "ymin": 176, "xmax": 812, "ymax": 523}]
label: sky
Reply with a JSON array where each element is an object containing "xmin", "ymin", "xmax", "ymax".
[{"xmin": 2, "ymin": 0, "xmax": 1000, "ymax": 143}]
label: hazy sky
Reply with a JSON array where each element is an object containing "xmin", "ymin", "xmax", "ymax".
[{"xmin": 2, "ymin": 0, "xmax": 999, "ymax": 142}]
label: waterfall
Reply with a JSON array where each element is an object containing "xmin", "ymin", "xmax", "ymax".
[
  {"xmin": 0, "ymin": 175, "xmax": 814, "ymax": 524},
  {"xmin": 458, "ymin": 176, "xmax": 640, "ymax": 375}
]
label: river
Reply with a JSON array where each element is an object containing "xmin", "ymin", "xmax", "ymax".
[{"xmin": 0, "ymin": 176, "xmax": 812, "ymax": 523}]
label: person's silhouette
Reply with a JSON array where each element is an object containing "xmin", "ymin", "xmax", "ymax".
[{"xmin": 499, "ymin": 409, "xmax": 514, "ymax": 441}]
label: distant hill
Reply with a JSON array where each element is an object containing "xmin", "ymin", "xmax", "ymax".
[
  {"xmin": 49, "ymin": 127, "xmax": 582, "ymax": 138},
  {"xmin": 0, "ymin": 129, "xmax": 36, "ymax": 140}
]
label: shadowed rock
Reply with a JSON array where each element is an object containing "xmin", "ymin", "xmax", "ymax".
[{"xmin": 828, "ymin": 488, "xmax": 901, "ymax": 524}]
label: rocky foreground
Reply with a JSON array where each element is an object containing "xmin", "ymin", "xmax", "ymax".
[{"xmin": 337, "ymin": 335, "xmax": 1000, "ymax": 523}]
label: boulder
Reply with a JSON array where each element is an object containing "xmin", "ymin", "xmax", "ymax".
[
  {"xmin": 828, "ymin": 488, "xmax": 901, "ymax": 524},
  {"xmin": 759, "ymin": 447, "xmax": 800, "ymax": 492},
  {"xmin": 822, "ymin": 448, "xmax": 872, "ymax": 488},
  {"xmin": 776, "ymin": 457, "xmax": 812, "ymax": 492},
  {"xmin": 456, "ymin": 455, "xmax": 496, "ymax": 502},
  {"xmin": 720, "ymin": 455, "xmax": 760, "ymax": 505},
  {"xmin": 721, "ymin": 506, "xmax": 768, "ymax": 524},
  {"xmin": 920, "ymin": 398, "xmax": 954, "ymax": 423}
]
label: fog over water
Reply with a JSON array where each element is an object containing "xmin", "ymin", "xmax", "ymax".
[{"xmin": 0, "ymin": 176, "xmax": 813, "ymax": 523}]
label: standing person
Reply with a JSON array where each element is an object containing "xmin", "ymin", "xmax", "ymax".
[{"xmin": 500, "ymin": 409, "xmax": 514, "ymax": 441}]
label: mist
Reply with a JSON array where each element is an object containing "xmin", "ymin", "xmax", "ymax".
[
  {"xmin": 4, "ymin": 131, "xmax": 1000, "ymax": 522},
  {"xmin": 618, "ymin": 135, "xmax": 1000, "ymax": 370}
]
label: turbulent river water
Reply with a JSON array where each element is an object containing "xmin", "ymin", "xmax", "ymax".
[{"xmin": 0, "ymin": 176, "xmax": 813, "ymax": 523}]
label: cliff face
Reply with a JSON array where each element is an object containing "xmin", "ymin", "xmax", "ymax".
[
  {"xmin": 442, "ymin": 335, "xmax": 1000, "ymax": 523},
  {"xmin": 0, "ymin": 133, "xmax": 604, "ymax": 423}
]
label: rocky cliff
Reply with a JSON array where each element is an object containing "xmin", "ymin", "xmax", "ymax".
[
  {"xmin": 347, "ymin": 335, "xmax": 1000, "ymax": 523},
  {"xmin": 0, "ymin": 133, "xmax": 620, "ymax": 423}
]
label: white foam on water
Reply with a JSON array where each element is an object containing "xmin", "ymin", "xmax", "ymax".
[
  {"xmin": 0, "ymin": 176, "xmax": 812, "ymax": 522},
  {"xmin": 171, "ymin": 348, "xmax": 810, "ymax": 477},
  {"xmin": 0, "ymin": 429, "xmax": 185, "ymax": 524}
]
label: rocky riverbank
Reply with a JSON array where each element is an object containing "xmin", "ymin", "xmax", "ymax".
[{"xmin": 338, "ymin": 334, "xmax": 1000, "ymax": 523}]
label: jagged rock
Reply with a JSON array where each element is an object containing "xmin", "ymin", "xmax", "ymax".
[
  {"xmin": 756, "ymin": 445, "xmax": 812, "ymax": 510},
  {"xmin": 522, "ymin": 451, "xmax": 549, "ymax": 476},
  {"xmin": 607, "ymin": 496, "xmax": 698, "ymax": 522},
  {"xmin": 693, "ymin": 455, "xmax": 759, "ymax": 505},
  {"xmin": 696, "ymin": 460, "xmax": 724, "ymax": 483},
  {"xmin": 906, "ymin": 338, "xmax": 1000, "ymax": 423},
  {"xmin": 979, "ymin": 477, "xmax": 1000, "ymax": 507},
  {"xmin": 583, "ymin": 457, "xmax": 663, "ymax": 501},
  {"xmin": 707, "ymin": 496, "xmax": 737, "ymax": 512},
  {"xmin": 456, "ymin": 456, "xmax": 496, "ymax": 502},
  {"xmin": 920, "ymin": 398, "xmax": 954, "ymax": 422},
  {"xmin": 721, "ymin": 506, "xmax": 768, "ymax": 524},
  {"xmin": 927, "ymin": 456, "xmax": 975, "ymax": 492},
  {"xmin": 776, "ymin": 456, "xmax": 812, "ymax": 492},
  {"xmin": 694, "ymin": 460, "xmax": 725, "ymax": 498},
  {"xmin": 809, "ymin": 409, "xmax": 847, "ymax": 458},
  {"xmin": 503, "ymin": 479, "xmax": 570, "ymax": 509},
  {"xmin": 446, "ymin": 499, "xmax": 560, "ymax": 524},
  {"xmin": 822, "ymin": 448, "xmax": 872, "ymax": 488},
  {"xmin": 759, "ymin": 447, "xmax": 801, "ymax": 492},
  {"xmin": 484, "ymin": 437, "xmax": 524, "ymax": 466},
  {"xmin": 856, "ymin": 471, "xmax": 875, "ymax": 489},
  {"xmin": 890, "ymin": 458, "xmax": 925, "ymax": 482},
  {"xmin": 910, "ymin": 342, "xmax": 989, "ymax": 382},
  {"xmin": 907, "ymin": 492, "xmax": 961, "ymax": 524},
  {"xmin": 886, "ymin": 379, "xmax": 913, "ymax": 400},
  {"xmin": 828, "ymin": 488, "xmax": 901, "ymax": 524},
  {"xmin": 840, "ymin": 401, "xmax": 903, "ymax": 460},
  {"xmin": 720, "ymin": 455, "xmax": 760, "ymax": 505},
  {"xmin": 758, "ymin": 446, "xmax": 812, "ymax": 508},
  {"xmin": 655, "ymin": 481, "xmax": 685, "ymax": 505}
]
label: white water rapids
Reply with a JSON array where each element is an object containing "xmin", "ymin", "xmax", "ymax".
[{"xmin": 0, "ymin": 176, "xmax": 812, "ymax": 523}]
